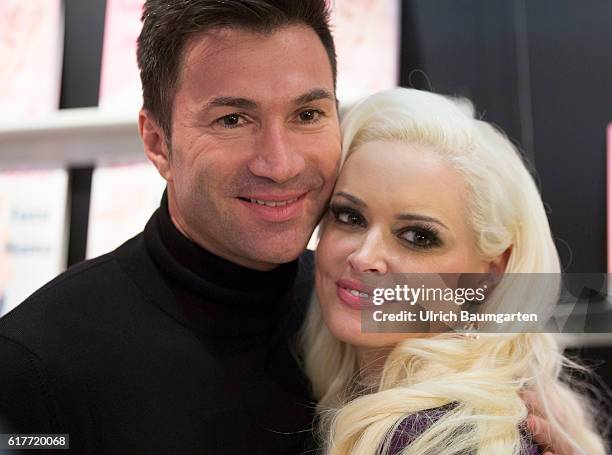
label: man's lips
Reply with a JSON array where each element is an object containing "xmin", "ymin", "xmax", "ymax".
[
  {"xmin": 237, "ymin": 192, "xmax": 306, "ymax": 207},
  {"xmin": 236, "ymin": 192, "xmax": 309, "ymax": 222}
]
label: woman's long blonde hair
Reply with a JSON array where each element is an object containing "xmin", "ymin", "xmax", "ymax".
[{"xmin": 300, "ymin": 88, "xmax": 607, "ymax": 454}]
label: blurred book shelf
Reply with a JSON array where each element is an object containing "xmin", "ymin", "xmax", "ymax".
[
  {"xmin": 0, "ymin": 108, "xmax": 160, "ymax": 316},
  {"xmin": 0, "ymin": 0, "xmax": 68, "ymax": 314}
]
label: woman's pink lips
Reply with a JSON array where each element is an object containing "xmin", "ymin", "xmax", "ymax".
[
  {"xmin": 335, "ymin": 278, "xmax": 375, "ymax": 310},
  {"xmin": 236, "ymin": 192, "xmax": 308, "ymax": 223}
]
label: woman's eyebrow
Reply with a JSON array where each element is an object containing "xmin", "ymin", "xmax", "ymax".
[
  {"xmin": 333, "ymin": 191, "xmax": 366, "ymax": 208},
  {"xmin": 395, "ymin": 213, "xmax": 449, "ymax": 231},
  {"xmin": 333, "ymin": 192, "xmax": 450, "ymax": 230}
]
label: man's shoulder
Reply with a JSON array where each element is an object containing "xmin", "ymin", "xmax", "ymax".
[
  {"xmin": 0, "ymin": 234, "xmax": 149, "ymax": 337},
  {"xmin": 26, "ymin": 236, "xmax": 142, "ymax": 301},
  {"xmin": 33, "ymin": 248, "xmax": 120, "ymax": 294}
]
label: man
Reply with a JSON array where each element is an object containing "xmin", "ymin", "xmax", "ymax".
[
  {"xmin": 0, "ymin": 1, "xmax": 338, "ymax": 453},
  {"xmin": 0, "ymin": 1, "xmax": 567, "ymax": 454}
]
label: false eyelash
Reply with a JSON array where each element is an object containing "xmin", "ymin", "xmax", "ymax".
[
  {"xmin": 329, "ymin": 203, "xmax": 366, "ymax": 227},
  {"xmin": 397, "ymin": 223, "xmax": 442, "ymax": 249}
]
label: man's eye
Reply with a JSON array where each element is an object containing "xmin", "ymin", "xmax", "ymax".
[
  {"xmin": 297, "ymin": 109, "xmax": 321, "ymax": 123},
  {"xmin": 399, "ymin": 228, "xmax": 440, "ymax": 249},
  {"xmin": 217, "ymin": 113, "xmax": 246, "ymax": 128}
]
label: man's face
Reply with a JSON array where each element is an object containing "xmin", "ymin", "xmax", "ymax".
[{"xmin": 160, "ymin": 25, "xmax": 340, "ymax": 271}]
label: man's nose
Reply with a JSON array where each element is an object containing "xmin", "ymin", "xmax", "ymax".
[
  {"xmin": 247, "ymin": 122, "xmax": 306, "ymax": 183},
  {"xmin": 347, "ymin": 230, "xmax": 388, "ymax": 274}
]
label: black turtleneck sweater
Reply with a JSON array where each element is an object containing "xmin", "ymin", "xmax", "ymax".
[{"xmin": 0, "ymin": 195, "xmax": 316, "ymax": 454}]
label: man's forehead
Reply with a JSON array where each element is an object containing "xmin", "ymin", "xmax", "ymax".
[
  {"xmin": 181, "ymin": 24, "xmax": 329, "ymax": 72},
  {"xmin": 183, "ymin": 26, "xmax": 256, "ymax": 62},
  {"xmin": 176, "ymin": 25, "xmax": 335, "ymax": 107}
]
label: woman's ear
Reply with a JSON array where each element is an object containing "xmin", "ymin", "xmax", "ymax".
[{"xmin": 488, "ymin": 246, "xmax": 512, "ymax": 276}]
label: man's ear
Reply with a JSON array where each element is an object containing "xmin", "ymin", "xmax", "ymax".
[{"xmin": 139, "ymin": 108, "xmax": 172, "ymax": 181}]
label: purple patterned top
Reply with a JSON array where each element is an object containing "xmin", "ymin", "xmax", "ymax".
[{"xmin": 388, "ymin": 406, "xmax": 540, "ymax": 454}]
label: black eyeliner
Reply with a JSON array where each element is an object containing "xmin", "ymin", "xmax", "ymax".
[
  {"xmin": 329, "ymin": 203, "xmax": 366, "ymax": 227},
  {"xmin": 396, "ymin": 223, "xmax": 442, "ymax": 249}
]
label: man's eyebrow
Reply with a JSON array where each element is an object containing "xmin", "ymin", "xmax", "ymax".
[
  {"xmin": 200, "ymin": 89, "xmax": 333, "ymax": 112},
  {"xmin": 293, "ymin": 88, "xmax": 335, "ymax": 105},
  {"xmin": 205, "ymin": 96, "xmax": 257, "ymax": 110},
  {"xmin": 395, "ymin": 213, "xmax": 449, "ymax": 231},
  {"xmin": 333, "ymin": 191, "xmax": 366, "ymax": 208}
]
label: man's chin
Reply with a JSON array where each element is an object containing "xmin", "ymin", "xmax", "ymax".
[
  {"xmin": 243, "ymin": 236, "xmax": 310, "ymax": 267},
  {"xmin": 249, "ymin": 246, "xmax": 306, "ymax": 266},
  {"xmin": 221, "ymin": 215, "xmax": 317, "ymax": 267}
]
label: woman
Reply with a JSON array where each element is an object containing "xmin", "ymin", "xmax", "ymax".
[{"xmin": 301, "ymin": 88, "xmax": 607, "ymax": 454}]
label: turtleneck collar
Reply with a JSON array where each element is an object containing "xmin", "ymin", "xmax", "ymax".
[
  {"xmin": 140, "ymin": 191, "xmax": 303, "ymax": 337},
  {"xmin": 155, "ymin": 191, "xmax": 298, "ymax": 293}
]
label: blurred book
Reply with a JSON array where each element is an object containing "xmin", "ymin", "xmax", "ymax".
[
  {"xmin": 331, "ymin": 0, "xmax": 399, "ymax": 104},
  {"xmin": 0, "ymin": 170, "xmax": 68, "ymax": 316},
  {"xmin": 0, "ymin": 1, "xmax": 66, "ymax": 315},
  {"xmin": 98, "ymin": 0, "xmax": 144, "ymax": 113},
  {"xmin": 86, "ymin": 162, "xmax": 166, "ymax": 259},
  {"xmin": 0, "ymin": 0, "xmax": 63, "ymax": 120}
]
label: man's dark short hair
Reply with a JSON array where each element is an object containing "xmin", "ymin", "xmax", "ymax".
[{"xmin": 136, "ymin": 0, "xmax": 337, "ymax": 145}]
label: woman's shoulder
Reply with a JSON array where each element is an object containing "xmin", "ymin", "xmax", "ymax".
[{"xmin": 387, "ymin": 405, "xmax": 540, "ymax": 455}]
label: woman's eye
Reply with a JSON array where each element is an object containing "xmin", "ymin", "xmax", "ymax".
[
  {"xmin": 399, "ymin": 228, "xmax": 440, "ymax": 249},
  {"xmin": 297, "ymin": 109, "xmax": 321, "ymax": 123},
  {"xmin": 216, "ymin": 113, "xmax": 246, "ymax": 128},
  {"xmin": 331, "ymin": 206, "xmax": 366, "ymax": 227}
]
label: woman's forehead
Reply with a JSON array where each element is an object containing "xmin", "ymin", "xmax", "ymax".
[{"xmin": 335, "ymin": 141, "xmax": 470, "ymax": 224}]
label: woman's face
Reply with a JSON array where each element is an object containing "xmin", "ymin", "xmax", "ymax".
[{"xmin": 315, "ymin": 140, "xmax": 500, "ymax": 348}]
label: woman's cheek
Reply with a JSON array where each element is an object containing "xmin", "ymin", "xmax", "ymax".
[{"xmin": 319, "ymin": 226, "xmax": 359, "ymax": 267}]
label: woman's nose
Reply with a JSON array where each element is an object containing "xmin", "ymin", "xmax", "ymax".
[{"xmin": 347, "ymin": 231, "xmax": 388, "ymax": 274}]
